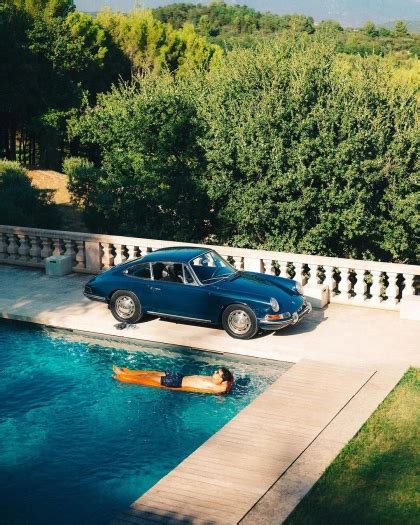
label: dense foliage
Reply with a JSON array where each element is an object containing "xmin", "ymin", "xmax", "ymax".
[
  {"xmin": 0, "ymin": 0, "xmax": 217, "ymax": 169},
  {"xmin": 1, "ymin": 1, "xmax": 419, "ymax": 263},
  {"xmin": 0, "ymin": 160, "xmax": 61, "ymax": 227},
  {"xmin": 68, "ymin": 37, "xmax": 419, "ymax": 263}
]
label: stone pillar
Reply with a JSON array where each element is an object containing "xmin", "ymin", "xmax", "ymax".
[
  {"xmin": 307, "ymin": 264, "xmax": 319, "ymax": 287},
  {"xmin": 113, "ymin": 244, "xmax": 124, "ymax": 266},
  {"xmin": 28, "ymin": 235, "xmax": 42, "ymax": 263},
  {"xmin": 85, "ymin": 241, "xmax": 102, "ymax": 272},
  {"xmin": 0, "ymin": 232, "xmax": 9, "ymax": 261},
  {"xmin": 63, "ymin": 239, "xmax": 76, "ymax": 267},
  {"xmin": 293, "ymin": 262, "xmax": 306, "ymax": 286},
  {"xmin": 369, "ymin": 270, "xmax": 383, "ymax": 305},
  {"xmin": 323, "ymin": 266, "xmax": 336, "ymax": 297},
  {"xmin": 102, "ymin": 242, "xmax": 115, "ymax": 269},
  {"xmin": 402, "ymin": 273, "xmax": 415, "ymax": 298},
  {"xmin": 339, "ymin": 267, "xmax": 351, "ymax": 301},
  {"xmin": 278, "ymin": 260, "xmax": 289, "ymax": 279},
  {"xmin": 52, "ymin": 238, "xmax": 64, "ymax": 256},
  {"xmin": 385, "ymin": 272, "xmax": 399, "ymax": 306},
  {"xmin": 7, "ymin": 234, "xmax": 19, "ymax": 261},
  {"xmin": 40, "ymin": 237, "xmax": 53, "ymax": 260},
  {"xmin": 353, "ymin": 269, "xmax": 367, "ymax": 303},
  {"xmin": 75, "ymin": 241, "xmax": 85, "ymax": 270}
]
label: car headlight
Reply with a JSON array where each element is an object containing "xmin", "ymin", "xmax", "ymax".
[
  {"xmin": 294, "ymin": 282, "xmax": 303, "ymax": 295},
  {"xmin": 270, "ymin": 297, "xmax": 280, "ymax": 312}
]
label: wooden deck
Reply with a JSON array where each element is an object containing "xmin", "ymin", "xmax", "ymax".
[{"xmin": 112, "ymin": 359, "xmax": 375, "ymax": 524}]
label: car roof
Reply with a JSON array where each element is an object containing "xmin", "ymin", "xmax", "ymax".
[{"xmin": 140, "ymin": 247, "xmax": 210, "ymax": 264}]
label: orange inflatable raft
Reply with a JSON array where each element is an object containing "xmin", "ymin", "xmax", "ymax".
[{"xmin": 113, "ymin": 368, "xmax": 234, "ymax": 394}]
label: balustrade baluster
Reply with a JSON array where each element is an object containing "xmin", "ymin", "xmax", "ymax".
[
  {"xmin": 40, "ymin": 237, "xmax": 52, "ymax": 260},
  {"xmin": 353, "ymin": 269, "xmax": 367, "ymax": 303},
  {"xmin": 7, "ymin": 234, "xmax": 19, "ymax": 261},
  {"xmin": 386, "ymin": 272, "xmax": 399, "ymax": 306},
  {"xmin": 28, "ymin": 235, "xmax": 42, "ymax": 263},
  {"xmin": 338, "ymin": 267, "xmax": 351, "ymax": 300},
  {"xmin": 0, "ymin": 232, "xmax": 9, "ymax": 261},
  {"xmin": 63, "ymin": 239, "xmax": 76, "ymax": 267},
  {"xmin": 102, "ymin": 243, "xmax": 115, "ymax": 269},
  {"xmin": 75, "ymin": 241, "xmax": 85, "ymax": 270},
  {"xmin": 368, "ymin": 270, "xmax": 382, "ymax": 305},
  {"xmin": 52, "ymin": 238, "xmax": 64, "ymax": 256},
  {"xmin": 138, "ymin": 246, "xmax": 149, "ymax": 258},
  {"xmin": 307, "ymin": 264, "xmax": 319, "ymax": 287},
  {"xmin": 402, "ymin": 273, "xmax": 415, "ymax": 298},
  {"xmin": 17, "ymin": 234, "xmax": 30, "ymax": 261},
  {"xmin": 293, "ymin": 262, "xmax": 306, "ymax": 286},
  {"xmin": 113, "ymin": 244, "xmax": 124, "ymax": 266},
  {"xmin": 278, "ymin": 261, "xmax": 289, "ymax": 278},
  {"xmin": 323, "ymin": 266, "xmax": 336, "ymax": 296}
]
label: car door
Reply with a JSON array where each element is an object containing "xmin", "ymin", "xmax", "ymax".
[
  {"xmin": 173, "ymin": 265, "xmax": 213, "ymax": 322},
  {"xmin": 149, "ymin": 262, "xmax": 212, "ymax": 322}
]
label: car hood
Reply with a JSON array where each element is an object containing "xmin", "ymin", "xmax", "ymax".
[{"xmin": 215, "ymin": 271, "xmax": 298, "ymax": 297}]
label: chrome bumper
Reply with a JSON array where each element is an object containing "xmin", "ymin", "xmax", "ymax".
[{"xmin": 259, "ymin": 301, "xmax": 312, "ymax": 331}]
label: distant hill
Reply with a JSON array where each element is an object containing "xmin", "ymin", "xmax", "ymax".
[{"xmin": 75, "ymin": 1, "xmax": 420, "ymax": 27}]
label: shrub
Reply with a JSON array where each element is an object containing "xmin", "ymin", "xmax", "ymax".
[{"xmin": 0, "ymin": 160, "xmax": 61, "ymax": 228}]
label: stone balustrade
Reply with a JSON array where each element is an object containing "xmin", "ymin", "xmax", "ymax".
[{"xmin": 1, "ymin": 225, "xmax": 419, "ymax": 311}]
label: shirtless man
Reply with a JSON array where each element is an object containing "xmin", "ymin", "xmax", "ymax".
[{"xmin": 113, "ymin": 365, "xmax": 233, "ymax": 394}]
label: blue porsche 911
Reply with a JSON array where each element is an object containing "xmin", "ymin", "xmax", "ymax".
[{"xmin": 83, "ymin": 247, "xmax": 312, "ymax": 339}]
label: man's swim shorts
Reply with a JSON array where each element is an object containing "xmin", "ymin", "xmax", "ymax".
[{"xmin": 160, "ymin": 372, "xmax": 184, "ymax": 388}]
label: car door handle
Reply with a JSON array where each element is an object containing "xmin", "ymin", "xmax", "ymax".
[{"xmin": 150, "ymin": 286, "xmax": 161, "ymax": 292}]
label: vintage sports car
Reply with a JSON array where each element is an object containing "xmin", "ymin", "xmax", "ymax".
[{"xmin": 84, "ymin": 247, "xmax": 312, "ymax": 339}]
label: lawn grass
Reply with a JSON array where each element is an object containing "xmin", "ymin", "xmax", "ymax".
[{"xmin": 285, "ymin": 368, "xmax": 420, "ymax": 525}]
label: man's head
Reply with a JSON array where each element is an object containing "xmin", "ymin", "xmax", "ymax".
[{"xmin": 212, "ymin": 367, "xmax": 233, "ymax": 384}]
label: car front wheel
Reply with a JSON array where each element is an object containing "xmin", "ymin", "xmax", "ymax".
[
  {"xmin": 222, "ymin": 304, "xmax": 258, "ymax": 340},
  {"xmin": 110, "ymin": 290, "xmax": 143, "ymax": 323}
]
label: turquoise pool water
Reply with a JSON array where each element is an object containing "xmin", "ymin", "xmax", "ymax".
[{"xmin": 0, "ymin": 320, "xmax": 290, "ymax": 524}]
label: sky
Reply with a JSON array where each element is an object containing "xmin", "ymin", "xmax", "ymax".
[{"xmin": 74, "ymin": 1, "xmax": 420, "ymax": 27}]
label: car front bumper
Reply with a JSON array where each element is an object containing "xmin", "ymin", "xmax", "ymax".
[{"xmin": 259, "ymin": 301, "xmax": 312, "ymax": 331}]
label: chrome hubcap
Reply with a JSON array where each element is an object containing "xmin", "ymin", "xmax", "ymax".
[
  {"xmin": 228, "ymin": 310, "xmax": 251, "ymax": 335},
  {"xmin": 115, "ymin": 296, "xmax": 135, "ymax": 319}
]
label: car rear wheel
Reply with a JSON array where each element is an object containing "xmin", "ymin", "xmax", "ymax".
[
  {"xmin": 222, "ymin": 304, "xmax": 258, "ymax": 340},
  {"xmin": 110, "ymin": 291, "xmax": 143, "ymax": 323}
]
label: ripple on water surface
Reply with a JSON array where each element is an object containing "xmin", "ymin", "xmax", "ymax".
[{"xmin": 0, "ymin": 320, "xmax": 291, "ymax": 525}]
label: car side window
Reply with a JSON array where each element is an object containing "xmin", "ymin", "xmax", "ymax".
[
  {"xmin": 127, "ymin": 262, "xmax": 151, "ymax": 279},
  {"xmin": 184, "ymin": 266, "xmax": 196, "ymax": 285},
  {"xmin": 152, "ymin": 262, "xmax": 183, "ymax": 283}
]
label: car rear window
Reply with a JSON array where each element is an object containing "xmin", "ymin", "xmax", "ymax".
[{"xmin": 127, "ymin": 262, "xmax": 151, "ymax": 279}]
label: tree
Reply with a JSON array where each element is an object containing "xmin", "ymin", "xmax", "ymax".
[
  {"xmin": 394, "ymin": 20, "xmax": 408, "ymax": 37},
  {"xmin": 363, "ymin": 21, "xmax": 378, "ymax": 37},
  {"xmin": 195, "ymin": 38, "xmax": 419, "ymax": 262},
  {"xmin": 67, "ymin": 75, "xmax": 210, "ymax": 240}
]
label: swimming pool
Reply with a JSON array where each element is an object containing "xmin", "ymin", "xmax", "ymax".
[{"xmin": 0, "ymin": 320, "xmax": 291, "ymax": 524}]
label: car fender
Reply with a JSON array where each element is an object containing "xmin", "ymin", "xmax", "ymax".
[{"xmin": 216, "ymin": 295, "xmax": 269, "ymax": 323}]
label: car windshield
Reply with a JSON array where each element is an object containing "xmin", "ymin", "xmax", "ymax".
[{"xmin": 190, "ymin": 251, "xmax": 237, "ymax": 284}]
